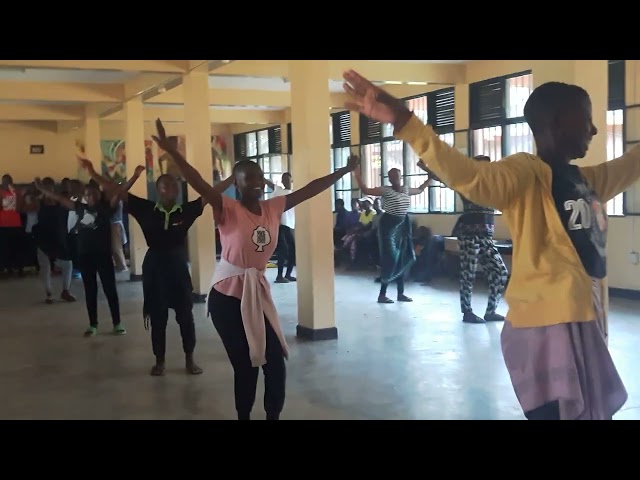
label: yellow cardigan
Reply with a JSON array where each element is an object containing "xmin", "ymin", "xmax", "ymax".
[{"xmin": 396, "ymin": 114, "xmax": 640, "ymax": 328}]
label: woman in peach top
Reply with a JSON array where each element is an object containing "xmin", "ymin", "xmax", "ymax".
[{"xmin": 151, "ymin": 119, "xmax": 359, "ymax": 421}]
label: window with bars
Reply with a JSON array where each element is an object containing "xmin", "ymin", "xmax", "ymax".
[
  {"xmin": 358, "ymin": 87, "xmax": 459, "ymax": 213},
  {"xmin": 232, "ymin": 125, "xmax": 288, "ymax": 199},
  {"xmin": 330, "ymin": 111, "xmax": 357, "ymax": 210},
  {"xmin": 470, "ymin": 72, "xmax": 534, "ymax": 160},
  {"xmin": 607, "ymin": 60, "xmax": 626, "ymax": 216}
]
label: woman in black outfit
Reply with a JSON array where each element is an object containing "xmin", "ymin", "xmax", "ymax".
[{"xmin": 35, "ymin": 179, "xmax": 126, "ymax": 337}]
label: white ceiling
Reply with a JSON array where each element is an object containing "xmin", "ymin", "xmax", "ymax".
[{"xmin": 146, "ymin": 103, "xmax": 281, "ymax": 111}]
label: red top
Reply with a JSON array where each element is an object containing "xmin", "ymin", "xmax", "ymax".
[{"xmin": 0, "ymin": 189, "xmax": 22, "ymax": 228}]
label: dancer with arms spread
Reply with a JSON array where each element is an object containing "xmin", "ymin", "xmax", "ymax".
[
  {"xmin": 151, "ymin": 119, "xmax": 358, "ymax": 420},
  {"xmin": 343, "ymin": 69, "xmax": 640, "ymax": 420},
  {"xmin": 78, "ymin": 157, "xmax": 211, "ymax": 376},
  {"xmin": 354, "ymin": 163, "xmax": 428, "ymax": 303}
]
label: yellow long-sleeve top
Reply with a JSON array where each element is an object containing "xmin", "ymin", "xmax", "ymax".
[{"xmin": 396, "ymin": 114, "xmax": 640, "ymax": 328}]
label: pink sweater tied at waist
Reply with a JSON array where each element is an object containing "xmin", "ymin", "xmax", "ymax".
[{"xmin": 208, "ymin": 258, "xmax": 289, "ymax": 367}]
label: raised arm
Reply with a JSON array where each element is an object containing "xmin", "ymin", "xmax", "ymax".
[
  {"xmin": 34, "ymin": 179, "xmax": 75, "ymax": 211},
  {"xmin": 343, "ymin": 70, "xmax": 530, "ymax": 211},
  {"xmin": 579, "ymin": 144, "xmax": 640, "ymax": 203},
  {"xmin": 354, "ymin": 163, "xmax": 384, "ymax": 196},
  {"xmin": 79, "ymin": 157, "xmax": 145, "ymax": 200},
  {"xmin": 408, "ymin": 164, "xmax": 430, "ymax": 195},
  {"xmin": 151, "ymin": 118, "xmax": 223, "ymax": 218},
  {"xmin": 284, "ymin": 155, "xmax": 359, "ymax": 211}
]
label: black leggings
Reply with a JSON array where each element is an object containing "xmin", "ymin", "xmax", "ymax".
[
  {"xmin": 208, "ymin": 288, "xmax": 286, "ymax": 420},
  {"xmin": 79, "ymin": 253, "xmax": 121, "ymax": 327}
]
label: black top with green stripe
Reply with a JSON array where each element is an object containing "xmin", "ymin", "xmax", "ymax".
[{"xmin": 127, "ymin": 194, "xmax": 204, "ymax": 251}]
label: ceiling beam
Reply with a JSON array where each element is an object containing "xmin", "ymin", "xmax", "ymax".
[
  {"xmin": 104, "ymin": 107, "xmax": 284, "ymax": 125},
  {"xmin": 215, "ymin": 60, "xmax": 465, "ymax": 84},
  {"xmin": 0, "ymin": 80, "xmax": 124, "ymax": 103},
  {"xmin": 0, "ymin": 104, "xmax": 84, "ymax": 121},
  {"xmin": 0, "ymin": 60, "xmax": 189, "ymax": 73}
]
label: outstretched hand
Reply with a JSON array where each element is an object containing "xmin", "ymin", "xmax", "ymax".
[
  {"xmin": 151, "ymin": 118, "xmax": 174, "ymax": 152},
  {"xmin": 134, "ymin": 165, "xmax": 146, "ymax": 177},
  {"xmin": 346, "ymin": 155, "xmax": 360, "ymax": 172},
  {"xmin": 77, "ymin": 155, "xmax": 94, "ymax": 172},
  {"xmin": 343, "ymin": 70, "xmax": 412, "ymax": 129}
]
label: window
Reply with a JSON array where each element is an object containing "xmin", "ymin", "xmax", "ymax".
[
  {"xmin": 232, "ymin": 126, "xmax": 288, "ymax": 199},
  {"xmin": 358, "ymin": 87, "xmax": 458, "ymax": 213},
  {"xmin": 606, "ymin": 60, "xmax": 625, "ymax": 216},
  {"xmin": 470, "ymin": 72, "xmax": 534, "ymax": 160},
  {"xmin": 331, "ymin": 111, "xmax": 357, "ymax": 210}
]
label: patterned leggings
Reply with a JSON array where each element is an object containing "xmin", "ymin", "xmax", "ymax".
[{"xmin": 458, "ymin": 235, "xmax": 508, "ymax": 315}]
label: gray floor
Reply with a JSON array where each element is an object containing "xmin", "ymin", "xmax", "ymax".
[{"xmin": 1, "ymin": 269, "xmax": 639, "ymax": 420}]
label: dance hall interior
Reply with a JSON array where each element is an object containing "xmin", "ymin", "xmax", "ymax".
[{"xmin": 0, "ymin": 59, "xmax": 639, "ymax": 420}]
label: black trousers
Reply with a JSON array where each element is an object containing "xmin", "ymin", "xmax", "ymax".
[
  {"xmin": 276, "ymin": 225, "xmax": 295, "ymax": 278},
  {"xmin": 208, "ymin": 288, "xmax": 286, "ymax": 419},
  {"xmin": 78, "ymin": 253, "xmax": 121, "ymax": 327},
  {"xmin": 0, "ymin": 227, "xmax": 25, "ymax": 271},
  {"xmin": 149, "ymin": 300, "xmax": 196, "ymax": 359}
]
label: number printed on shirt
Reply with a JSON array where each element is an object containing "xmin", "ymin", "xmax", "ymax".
[{"xmin": 564, "ymin": 198, "xmax": 592, "ymax": 230}]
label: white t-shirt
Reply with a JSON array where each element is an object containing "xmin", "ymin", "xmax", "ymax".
[{"xmin": 272, "ymin": 186, "xmax": 294, "ymax": 229}]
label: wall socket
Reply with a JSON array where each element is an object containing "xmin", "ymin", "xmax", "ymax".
[{"xmin": 629, "ymin": 251, "xmax": 640, "ymax": 266}]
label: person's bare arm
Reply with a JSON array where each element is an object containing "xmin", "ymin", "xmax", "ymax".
[
  {"xmin": 408, "ymin": 169, "xmax": 430, "ymax": 195},
  {"xmin": 34, "ymin": 179, "xmax": 75, "ymax": 210},
  {"xmin": 79, "ymin": 157, "xmax": 145, "ymax": 199},
  {"xmin": 284, "ymin": 155, "xmax": 359, "ymax": 211},
  {"xmin": 579, "ymin": 144, "xmax": 640, "ymax": 203},
  {"xmin": 151, "ymin": 118, "xmax": 224, "ymax": 219},
  {"xmin": 354, "ymin": 164, "xmax": 384, "ymax": 196}
]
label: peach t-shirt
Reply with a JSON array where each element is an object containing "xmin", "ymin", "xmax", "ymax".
[{"xmin": 213, "ymin": 195, "xmax": 287, "ymax": 300}]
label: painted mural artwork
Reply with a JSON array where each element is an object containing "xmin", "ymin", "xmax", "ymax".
[
  {"xmin": 145, "ymin": 140, "xmax": 157, "ymax": 202},
  {"xmin": 101, "ymin": 139, "xmax": 127, "ymax": 183}
]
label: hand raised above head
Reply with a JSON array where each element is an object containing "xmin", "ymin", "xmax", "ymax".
[
  {"xmin": 151, "ymin": 118, "xmax": 174, "ymax": 152},
  {"xmin": 342, "ymin": 70, "xmax": 412, "ymax": 129},
  {"xmin": 134, "ymin": 165, "xmax": 146, "ymax": 177}
]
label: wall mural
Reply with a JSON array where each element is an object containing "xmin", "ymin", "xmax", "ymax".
[{"xmin": 100, "ymin": 139, "xmax": 127, "ymax": 183}]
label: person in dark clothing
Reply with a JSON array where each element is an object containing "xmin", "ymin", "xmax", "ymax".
[
  {"xmin": 333, "ymin": 198, "xmax": 348, "ymax": 248},
  {"xmin": 35, "ymin": 179, "xmax": 126, "ymax": 336},
  {"xmin": 32, "ymin": 177, "xmax": 76, "ymax": 304},
  {"xmin": 78, "ymin": 157, "xmax": 207, "ymax": 377},
  {"xmin": 451, "ymin": 155, "xmax": 509, "ymax": 324}
]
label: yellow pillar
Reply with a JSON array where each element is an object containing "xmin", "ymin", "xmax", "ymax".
[
  {"xmin": 183, "ymin": 68, "xmax": 216, "ymax": 301},
  {"xmin": 83, "ymin": 105, "xmax": 101, "ymax": 182},
  {"xmin": 289, "ymin": 60, "xmax": 337, "ymax": 340},
  {"xmin": 124, "ymin": 96, "xmax": 148, "ymax": 280}
]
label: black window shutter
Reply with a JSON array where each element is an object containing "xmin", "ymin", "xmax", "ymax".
[
  {"xmin": 470, "ymin": 78, "xmax": 504, "ymax": 129},
  {"xmin": 427, "ymin": 87, "xmax": 455, "ymax": 133},
  {"xmin": 608, "ymin": 60, "xmax": 625, "ymax": 111},
  {"xmin": 359, "ymin": 114, "xmax": 381, "ymax": 144},
  {"xmin": 286, "ymin": 123, "xmax": 292, "ymax": 154},
  {"xmin": 268, "ymin": 126, "xmax": 282, "ymax": 154},
  {"xmin": 331, "ymin": 111, "xmax": 351, "ymax": 148},
  {"xmin": 233, "ymin": 133, "xmax": 247, "ymax": 160}
]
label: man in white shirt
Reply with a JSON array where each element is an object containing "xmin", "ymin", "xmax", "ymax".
[{"xmin": 267, "ymin": 173, "xmax": 296, "ymax": 283}]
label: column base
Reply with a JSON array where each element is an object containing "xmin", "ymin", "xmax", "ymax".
[
  {"xmin": 192, "ymin": 293, "xmax": 207, "ymax": 304},
  {"xmin": 296, "ymin": 325, "xmax": 338, "ymax": 341},
  {"xmin": 129, "ymin": 273, "xmax": 143, "ymax": 282}
]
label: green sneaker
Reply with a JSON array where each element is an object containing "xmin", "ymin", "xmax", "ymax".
[
  {"xmin": 84, "ymin": 326, "xmax": 97, "ymax": 337},
  {"xmin": 113, "ymin": 324, "xmax": 126, "ymax": 335}
]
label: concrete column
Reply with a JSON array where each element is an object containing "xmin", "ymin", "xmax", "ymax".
[
  {"xmin": 124, "ymin": 96, "xmax": 148, "ymax": 280},
  {"xmin": 183, "ymin": 68, "xmax": 216, "ymax": 301},
  {"xmin": 83, "ymin": 105, "xmax": 101, "ymax": 183},
  {"xmin": 289, "ymin": 60, "xmax": 337, "ymax": 341}
]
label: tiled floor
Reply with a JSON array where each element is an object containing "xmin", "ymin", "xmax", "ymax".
[{"xmin": 1, "ymin": 269, "xmax": 639, "ymax": 420}]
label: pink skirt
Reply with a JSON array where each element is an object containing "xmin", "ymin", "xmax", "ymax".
[{"xmin": 501, "ymin": 278, "xmax": 627, "ymax": 420}]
